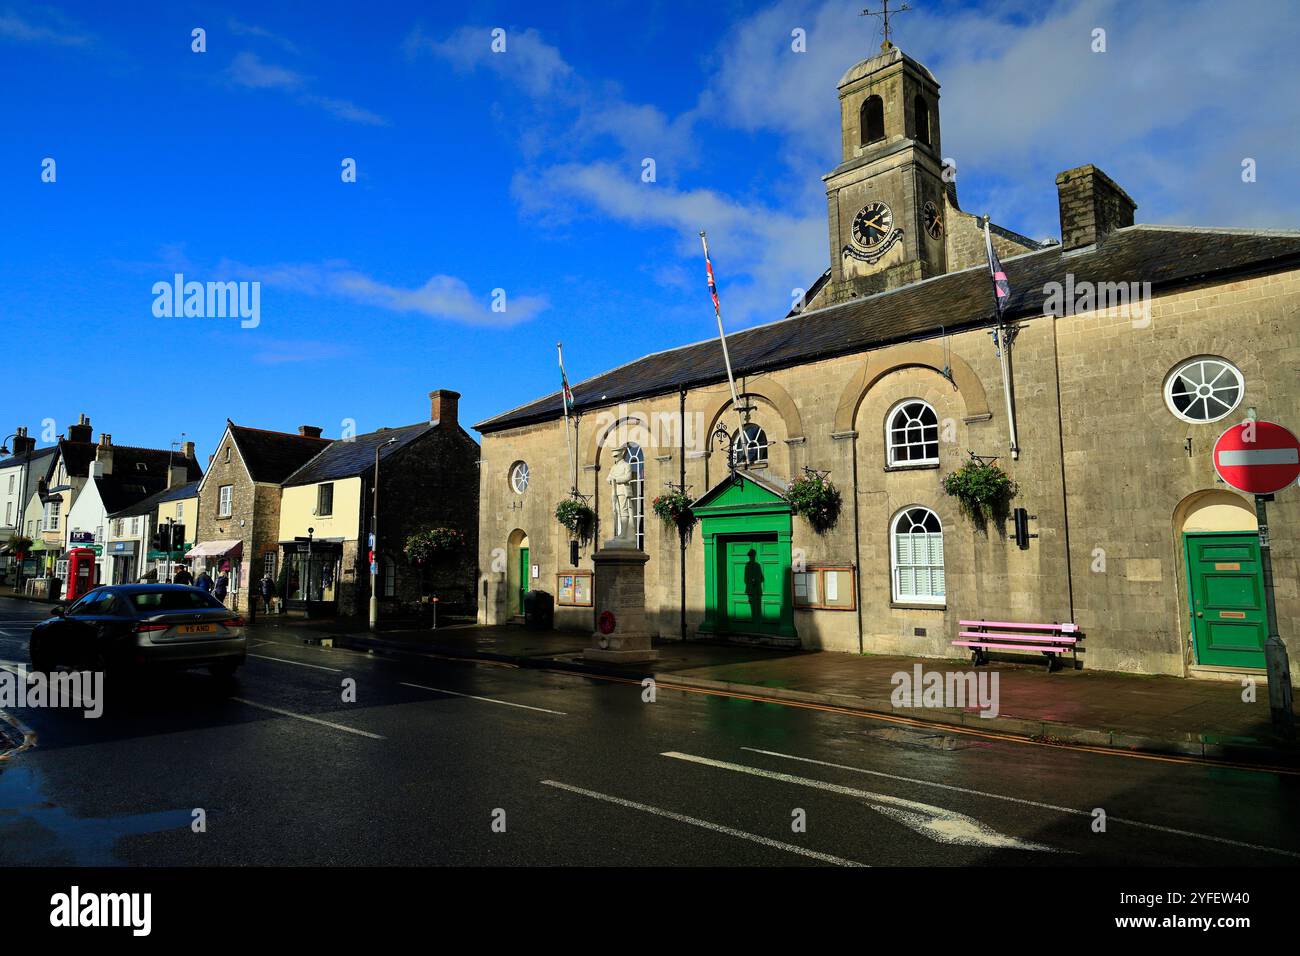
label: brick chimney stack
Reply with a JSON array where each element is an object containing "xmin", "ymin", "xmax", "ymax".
[
  {"xmin": 1055, "ymin": 164, "xmax": 1137, "ymax": 251},
  {"xmin": 298, "ymin": 425, "xmax": 323, "ymax": 439},
  {"xmin": 429, "ymin": 389, "xmax": 460, "ymax": 426},
  {"xmin": 67, "ymin": 413, "xmax": 93, "ymax": 444},
  {"xmin": 9, "ymin": 427, "xmax": 35, "ymax": 457},
  {"xmin": 95, "ymin": 433, "xmax": 113, "ymax": 476}
]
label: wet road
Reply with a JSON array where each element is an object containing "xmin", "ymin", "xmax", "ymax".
[{"xmin": 1, "ymin": 596, "xmax": 1298, "ymax": 866}]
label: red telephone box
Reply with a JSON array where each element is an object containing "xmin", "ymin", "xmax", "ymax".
[{"xmin": 65, "ymin": 548, "xmax": 97, "ymax": 602}]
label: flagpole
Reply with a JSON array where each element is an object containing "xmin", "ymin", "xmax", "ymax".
[
  {"xmin": 558, "ymin": 341, "xmax": 576, "ymax": 494},
  {"xmin": 699, "ymin": 231, "xmax": 743, "ymax": 428},
  {"xmin": 985, "ymin": 216, "xmax": 1020, "ymax": 461}
]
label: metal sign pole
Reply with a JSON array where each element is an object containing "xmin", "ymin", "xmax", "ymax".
[{"xmin": 1254, "ymin": 493, "xmax": 1294, "ymax": 739}]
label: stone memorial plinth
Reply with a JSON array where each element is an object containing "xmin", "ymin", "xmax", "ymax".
[{"xmin": 585, "ymin": 547, "xmax": 659, "ymax": 663}]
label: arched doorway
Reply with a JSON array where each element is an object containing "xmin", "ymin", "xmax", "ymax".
[
  {"xmin": 507, "ymin": 529, "xmax": 530, "ymax": 620},
  {"xmin": 1174, "ymin": 490, "xmax": 1264, "ymax": 670}
]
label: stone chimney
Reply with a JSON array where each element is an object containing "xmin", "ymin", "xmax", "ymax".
[
  {"xmin": 95, "ymin": 434, "xmax": 113, "ymax": 476},
  {"xmin": 429, "ymin": 389, "xmax": 460, "ymax": 426},
  {"xmin": 168, "ymin": 460, "xmax": 190, "ymax": 489},
  {"xmin": 9, "ymin": 427, "xmax": 35, "ymax": 457},
  {"xmin": 67, "ymin": 413, "xmax": 93, "ymax": 444},
  {"xmin": 1055, "ymin": 164, "xmax": 1137, "ymax": 251},
  {"xmin": 181, "ymin": 440, "xmax": 195, "ymax": 459},
  {"xmin": 298, "ymin": 425, "xmax": 323, "ymax": 439}
]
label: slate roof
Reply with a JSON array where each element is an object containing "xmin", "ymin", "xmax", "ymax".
[
  {"xmin": 56, "ymin": 440, "xmax": 98, "ymax": 478},
  {"xmin": 0, "ymin": 444, "xmax": 58, "ymax": 472},
  {"xmin": 476, "ymin": 225, "xmax": 1300, "ymax": 434},
  {"xmin": 99, "ymin": 475, "xmax": 167, "ymax": 516},
  {"xmin": 96, "ymin": 450, "xmax": 202, "ymax": 518},
  {"xmin": 228, "ymin": 424, "xmax": 333, "ymax": 484},
  {"xmin": 108, "ymin": 479, "xmax": 199, "ymax": 519},
  {"xmin": 282, "ymin": 422, "xmax": 434, "ymax": 487}
]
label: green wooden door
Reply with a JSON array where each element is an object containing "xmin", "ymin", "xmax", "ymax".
[
  {"xmin": 723, "ymin": 538, "xmax": 783, "ymax": 634},
  {"xmin": 518, "ymin": 546, "xmax": 530, "ymax": 617},
  {"xmin": 1185, "ymin": 532, "xmax": 1267, "ymax": 668}
]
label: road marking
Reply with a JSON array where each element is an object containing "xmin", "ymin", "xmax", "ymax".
[
  {"xmin": 743, "ymin": 747, "xmax": 1300, "ymax": 860},
  {"xmin": 231, "ymin": 697, "xmax": 384, "ymax": 739},
  {"xmin": 662, "ymin": 752, "xmax": 1055, "ymax": 852},
  {"xmin": 541, "ymin": 780, "xmax": 865, "ymax": 867},
  {"xmin": 248, "ymin": 653, "xmax": 341, "ymax": 673},
  {"xmin": 401, "ymin": 682, "xmax": 566, "ymax": 715}
]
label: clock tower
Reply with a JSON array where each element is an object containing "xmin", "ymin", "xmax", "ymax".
[{"xmin": 823, "ymin": 42, "xmax": 948, "ymax": 303}]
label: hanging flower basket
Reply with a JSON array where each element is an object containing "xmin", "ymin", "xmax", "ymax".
[
  {"xmin": 555, "ymin": 498, "xmax": 596, "ymax": 546},
  {"xmin": 942, "ymin": 459, "xmax": 1017, "ymax": 529},
  {"xmin": 8, "ymin": 533, "xmax": 32, "ymax": 557},
  {"xmin": 785, "ymin": 472, "xmax": 842, "ymax": 534},
  {"xmin": 652, "ymin": 490, "xmax": 696, "ymax": 540},
  {"xmin": 404, "ymin": 527, "xmax": 466, "ymax": 565}
]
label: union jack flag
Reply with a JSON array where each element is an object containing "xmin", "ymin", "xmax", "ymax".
[
  {"xmin": 983, "ymin": 218, "xmax": 1010, "ymax": 317},
  {"xmin": 705, "ymin": 251, "xmax": 721, "ymax": 315}
]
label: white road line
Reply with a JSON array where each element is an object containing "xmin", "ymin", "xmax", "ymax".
[
  {"xmin": 663, "ymin": 752, "xmax": 1054, "ymax": 852},
  {"xmin": 541, "ymin": 780, "xmax": 865, "ymax": 867},
  {"xmin": 248, "ymin": 653, "xmax": 341, "ymax": 673},
  {"xmin": 742, "ymin": 746, "xmax": 1300, "ymax": 860},
  {"xmin": 231, "ymin": 697, "xmax": 384, "ymax": 739},
  {"xmin": 401, "ymin": 682, "xmax": 566, "ymax": 715}
]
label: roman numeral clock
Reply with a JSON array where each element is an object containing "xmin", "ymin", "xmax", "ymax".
[{"xmin": 844, "ymin": 200, "xmax": 904, "ymax": 263}]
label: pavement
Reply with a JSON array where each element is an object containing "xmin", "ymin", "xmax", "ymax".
[
  {"xmin": 2, "ymin": 596, "xmax": 1298, "ymax": 866},
  {"xmin": 250, "ymin": 618, "xmax": 1300, "ymax": 769}
]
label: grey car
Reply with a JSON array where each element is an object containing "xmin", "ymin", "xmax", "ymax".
[{"xmin": 29, "ymin": 584, "xmax": 246, "ymax": 677}]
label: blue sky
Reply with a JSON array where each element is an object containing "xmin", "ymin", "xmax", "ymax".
[{"xmin": 2, "ymin": 0, "xmax": 1298, "ymax": 463}]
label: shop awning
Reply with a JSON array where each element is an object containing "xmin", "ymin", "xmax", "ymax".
[
  {"xmin": 185, "ymin": 539, "xmax": 243, "ymax": 559},
  {"xmin": 29, "ymin": 540, "xmax": 56, "ymax": 552}
]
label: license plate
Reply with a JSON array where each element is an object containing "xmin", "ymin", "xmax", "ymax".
[{"xmin": 179, "ymin": 624, "xmax": 216, "ymax": 635}]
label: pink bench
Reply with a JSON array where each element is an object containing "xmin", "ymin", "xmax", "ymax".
[{"xmin": 954, "ymin": 620, "xmax": 1081, "ymax": 671}]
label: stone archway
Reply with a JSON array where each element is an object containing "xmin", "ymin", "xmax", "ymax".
[
  {"xmin": 698, "ymin": 375, "xmax": 805, "ymax": 444},
  {"xmin": 833, "ymin": 341, "xmax": 990, "ymax": 434},
  {"xmin": 506, "ymin": 529, "xmax": 530, "ymax": 619}
]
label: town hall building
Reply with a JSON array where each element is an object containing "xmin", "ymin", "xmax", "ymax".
[{"xmin": 474, "ymin": 40, "xmax": 1300, "ymax": 683}]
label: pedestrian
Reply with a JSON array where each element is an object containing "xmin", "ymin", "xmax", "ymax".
[
  {"xmin": 214, "ymin": 568, "xmax": 230, "ymax": 606},
  {"xmin": 195, "ymin": 568, "xmax": 213, "ymax": 593},
  {"xmin": 173, "ymin": 565, "xmax": 194, "ymax": 586},
  {"xmin": 259, "ymin": 572, "xmax": 275, "ymax": 614}
]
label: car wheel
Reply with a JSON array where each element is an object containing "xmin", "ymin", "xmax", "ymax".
[
  {"xmin": 209, "ymin": 659, "xmax": 242, "ymax": 679},
  {"xmin": 28, "ymin": 639, "xmax": 55, "ymax": 674}
]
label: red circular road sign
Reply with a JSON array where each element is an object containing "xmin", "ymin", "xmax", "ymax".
[{"xmin": 1213, "ymin": 420, "xmax": 1300, "ymax": 495}]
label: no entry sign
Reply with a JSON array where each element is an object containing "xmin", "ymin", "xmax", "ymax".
[{"xmin": 1213, "ymin": 420, "xmax": 1300, "ymax": 495}]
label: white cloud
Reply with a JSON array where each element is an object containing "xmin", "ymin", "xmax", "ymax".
[
  {"xmin": 222, "ymin": 260, "xmax": 549, "ymax": 328},
  {"xmin": 0, "ymin": 5, "xmax": 95, "ymax": 47},
  {"xmin": 226, "ymin": 51, "xmax": 388, "ymax": 126}
]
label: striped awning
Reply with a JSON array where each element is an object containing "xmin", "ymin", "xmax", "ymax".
[{"xmin": 185, "ymin": 539, "xmax": 243, "ymax": 559}]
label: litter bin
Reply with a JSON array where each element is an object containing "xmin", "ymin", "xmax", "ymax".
[
  {"xmin": 523, "ymin": 589, "xmax": 554, "ymax": 631},
  {"xmin": 46, "ymin": 577, "xmax": 62, "ymax": 602}
]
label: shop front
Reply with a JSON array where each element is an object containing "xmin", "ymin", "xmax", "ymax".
[
  {"xmin": 279, "ymin": 538, "xmax": 343, "ymax": 617},
  {"xmin": 107, "ymin": 540, "xmax": 139, "ymax": 584}
]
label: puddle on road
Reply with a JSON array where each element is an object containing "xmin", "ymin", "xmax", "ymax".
[{"xmin": 0, "ymin": 762, "xmax": 194, "ymax": 865}]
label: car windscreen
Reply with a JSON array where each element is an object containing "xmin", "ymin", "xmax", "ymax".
[{"xmin": 125, "ymin": 590, "xmax": 225, "ymax": 612}]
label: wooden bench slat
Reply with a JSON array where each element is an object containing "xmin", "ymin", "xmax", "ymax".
[
  {"xmin": 953, "ymin": 641, "xmax": 1069, "ymax": 654},
  {"xmin": 959, "ymin": 620, "xmax": 1078, "ymax": 632},
  {"xmin": 957, "ymin": 631, "xmax": 1078, "ymax": 644}
]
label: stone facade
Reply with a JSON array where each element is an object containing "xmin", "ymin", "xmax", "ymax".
[{"xmin": 475, "ymin": 43, "xmax": 1300, "ymax": 685}]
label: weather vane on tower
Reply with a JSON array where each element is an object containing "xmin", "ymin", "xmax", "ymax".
[{"xmin": 861, "ymin": 0, "xmax": 911, "ymax": 52}]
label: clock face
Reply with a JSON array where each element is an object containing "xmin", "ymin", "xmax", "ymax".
[
  {"xmin": 924, "ymin": 200, "xmax": 943, "ymax": 240},
  {"xmin": 852, "ymin": 201, "xmax": 894, "ymax": 248}
]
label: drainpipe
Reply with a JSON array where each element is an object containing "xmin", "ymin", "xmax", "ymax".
[
  {"xmin": 680, "ymin": 387, "xmax": 687, "ymax": 643},
  {"xmin": 851, "ymin": 433, "xmax": 863, "ymax": 655},
  {"xmin": 1051, "ymin": 317, "xmax": 1076, "ymax": 623}
]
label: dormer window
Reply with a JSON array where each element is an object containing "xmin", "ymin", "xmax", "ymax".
[
  {"xmin": 860, "ymin": 95, "xmax": 885, "ymax": 146},
  {"xmin": 914, "ymin": 94, "xmax": 931, "ymax": 146}
]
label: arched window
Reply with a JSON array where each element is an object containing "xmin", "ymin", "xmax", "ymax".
[
  {"xmin": 891, "ymin": 507, "xmax": 944, "ymax": 603},
  {"xmin": 860, "ymin": 95, "xmax": 884, "ymax": 146},
  {"xmin": 509, "ymin": 461, "xmax": 530, "ymax": 494},
  {"xmin": 886, "ymin": 400, "xmax": 939, "ymax": 465},
  {"xmin": 732, "ymin": 423, "xmax": 769, "ymax": 466},
  {"xmin": 623, "ymin": 442, "xmax": 645, "ymax": 550},
  {"xmin": 914, "ymin": 94, "xmax": 931, "ymax": 146}
]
